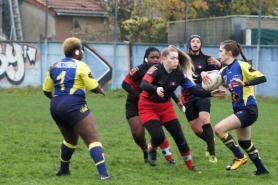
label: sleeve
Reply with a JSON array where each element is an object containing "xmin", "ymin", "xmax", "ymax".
[
  {"xmin": 241, "ymin": 62, "xmax": 265, "ymax": 80},
  {"xmin": 42, "ymin": 71, "xmax": 54, "ymax": 92},
  {"xmin": 122, "ymin": 80, "xmax": 140, "ymax": 98},
  {"xmin": 187, "ymin": 86, "xmax": 212, "ymax": 97},
  {"xmin": 80, "ymin": 65, "xmax": 99, "ymax": 90},
  {"xmin": 140, "ymin": 66, "xmax": 159, "ymax": 93},
  {"xmin": 171, "ymin": 93, "xmax": 180, "ymax": 103}
]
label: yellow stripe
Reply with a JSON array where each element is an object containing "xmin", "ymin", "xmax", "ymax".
[
  {"xmin": 60, "ymin": 157, "xmax": 70, "ymax": 163},
  {"xmin": 247, "ymin": 150, "xmax": 258, "ymax": 155},
  {"xmin": 88, "ymin": 142, "xmax": 102, "ymax": 150},
  {"xmin": 245, "ymin": 142, "xmax": 253, "ymax": 152},
  {"xmin": 63, "ymin": 140, "xmax": 76, "ymax": 149},
  {"xmin": 224, "ymin": 140, "xmax": 237, "ymax": 146},
  {"xmin": 221, "ymin": 133, "xmax": 229, "ymax": 142},
  {"xmin": 95, "ymin": 153, "xmax": 105, "ymax": 166}
]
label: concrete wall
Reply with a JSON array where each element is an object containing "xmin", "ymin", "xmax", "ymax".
[
  {"xmin": 0, "ymin": 41, "xmax": 277, "ymax": 97},
  {"xmin": 20, "ymin": 2, "xmax": 56, "ymax": 41}
]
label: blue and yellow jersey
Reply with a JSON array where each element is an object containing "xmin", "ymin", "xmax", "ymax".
[
  {"xmin": 220, "ymin": 60, "xmax": 264, "ymax": 107},
  {"xmin": 42, "ymin": 58, "xmax": 98, "ymax": 97}
]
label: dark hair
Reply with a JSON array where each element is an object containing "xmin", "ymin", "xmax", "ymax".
[
  {"xmin": 220, "ymin": 40, "xmax": 249, "ymax": 62},
  {"xmin": 143, "ymin": 47, "xmax": 160, "ymax": 63}
]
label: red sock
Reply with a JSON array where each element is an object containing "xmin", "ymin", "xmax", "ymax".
[
  {"xmin": 180, "ymin": 151, "xmax": 193, "ymax": 170},
  {"xmin": 159, "ymin": 136, "xmax": 173, "ymax": 161}
]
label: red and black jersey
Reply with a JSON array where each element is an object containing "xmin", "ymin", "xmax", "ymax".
[
  {"xmin": 122, "ymin": 63, "xmax": 149, "ymax": 99},
  {"xmin": 141, "ymin": 64, "xmax": 195, "ymax": 103},
  {"xmin": 181, "ymin": 52, "xmax": 220, "ymax": 104}
]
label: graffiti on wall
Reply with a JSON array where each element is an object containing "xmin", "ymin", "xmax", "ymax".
[
  {"xmin": 0, "ymin": 43, "xmax": 37, "ymax": 85},
  {"xmin": 84, "ymin": 44, "xmax": 112, "ymax": 87}
]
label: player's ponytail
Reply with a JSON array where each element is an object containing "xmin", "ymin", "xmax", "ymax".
[{"xmin": 221, "ymin": 40, "xmax": 249, "ymax": 63}]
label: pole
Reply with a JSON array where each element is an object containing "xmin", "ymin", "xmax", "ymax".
[
  {"xmin": 184, "ymin": 0, "xmax": 188, "ymax": 51},
  {"xmin": 255, "ymin": 0, "xmax": 262, "ymax": 95},
  {"xmin": 112, "ymin": 0, "xmax": 118, "ymax": 89},
  {"xmin": 43, "ymin": 0, "xmax": 48, "ymax": 85}
]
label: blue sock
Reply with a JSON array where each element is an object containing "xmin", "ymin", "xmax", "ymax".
[
  {"xmin": 59, "ymin": 140, "xmax": 76, "ymax": 172},
  {"xmin": 89, "ymin": 142, "xmax": 108, "ymax": 176},
  {"xmin": 244, "ymin": 142, "xmax": 267, "ymax": 172},
  {"xmin": 221, "ymin": 133, "xmax": 244, "ymax": 158}
]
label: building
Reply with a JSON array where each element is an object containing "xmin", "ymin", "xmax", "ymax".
[
  {"xmin": 1, "ymin": 0, "xmax": 108, "ymax": 41},
  {"xmin": 168, "ymin": 15, "xmax": 278, "ymax": 45}
]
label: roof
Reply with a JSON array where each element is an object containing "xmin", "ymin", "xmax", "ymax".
[{"xmin": 25, "ymin": 0, "xmax": 106, "ymax": 16}]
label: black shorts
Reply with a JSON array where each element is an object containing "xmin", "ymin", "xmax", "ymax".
[
  {"xmin": 233, "ymin": 104, "xmax": 258, "ymax": 128},
  {"xmin": 184, "ymin": 98, "xmax": 211, "ymax": 122},
  {"xmin": 125, "ymin": 96, "xmax": 139, "ymax": 119},
  {"xmin": 50, "ymin": 95, "xmax": 91, "ymax": 126}
]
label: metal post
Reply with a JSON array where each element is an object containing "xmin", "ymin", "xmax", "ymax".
[
  {"xmin": 112, "ymin": 0, "xmax": 118, "ymax": 89},
  {"xmin": 184, "ymin": 0, "xmax": 188, "ymax": 51},
  {"xmin": 255, "ymin": 0, "xmax": 262, "ymax": 95},
  {"xmin": 43, "ymin": 0, "xmax": 48, "ymax": 84}
]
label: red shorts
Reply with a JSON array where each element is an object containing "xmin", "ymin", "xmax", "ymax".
[{"xmin": 138, "ymin": 97, "xmax": 178, "ymax": 125}]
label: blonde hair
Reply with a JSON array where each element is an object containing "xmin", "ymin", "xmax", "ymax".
[
  {"xmin": 165, "ymin": 46, "xmax": 196, "ymax": 85},
  {"xmin": 62, "ymin": 37, "xmax": 81, "ymax": 56}
]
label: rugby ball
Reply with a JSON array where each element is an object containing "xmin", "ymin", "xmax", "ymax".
[{"xmin": 202, "ymin": 70, "xmax": 222, "ymax": 91}]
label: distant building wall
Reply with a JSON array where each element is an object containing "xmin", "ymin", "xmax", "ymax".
[
  {"xmin": 0, "ymin": 41, "xmax": 277, "ymax": 97},
  {"xmin": 20, "ymin": 1, "xmax": 56, "ymax": 41},
  {"xmin": 168, "ymin": 15, "xmax": 278, "ymax": 45}
]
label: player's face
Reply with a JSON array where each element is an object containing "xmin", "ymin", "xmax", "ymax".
[
  {"xmin": 218, "ymin": 45, "xmax": 229, "ymax": 64},
  {"xmin": 163, "ymin": 51, "xmax": 179, "ymax": 71},
  {"xmin": 147, "ymin": 51, "xmax": 160, "ymax": 67},
  {"xmin": 190, "ymin": 38, "xmax": 201, "ymax": 52}
]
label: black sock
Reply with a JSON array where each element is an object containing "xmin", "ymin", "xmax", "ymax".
[{"xmin": 203, "ymin": 124, "xmax": 215, "ymax": 156}]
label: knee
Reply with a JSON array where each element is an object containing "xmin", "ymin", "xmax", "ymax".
[
  {"xmin": 193, "ymin": 128, "xmax": 203, "ymax": 135},
  {"xmin": 152, "ymin": 134, "xmax": 165, "ymax": 146},
  {"xmin": 214, "ymin": 125, "xmax": 223, "ymax": 138},
  {"xmin": 132, "ymin": 132, "xmax": 145, "ymax": 143}
]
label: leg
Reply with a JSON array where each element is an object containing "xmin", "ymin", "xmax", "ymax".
[
  {"xmin": 127, "ymin": 116, "xmax": 148, "ymax": 162},
  {"xmin": 56, "ymin": 125, "xmax": 79, "ymax": 175},
  {"xmin": 236, "ymin": 127, "xmax": 269, "ymax": 175},
  {"xmin": 164, "ymin": 119, "xmax": 200, "ymax": 173},
  {"xmin": 214, "ymin": 114, "xmax": 246, "ymax": 170},
  {"xmin": 73, "ymin": 113, "xmax": 109, "ymax": 178},
  {"xmin": 144, "ymin": 120, "xmax": 165, "ymax": 166},
  {"xmin": 159, "ymin": 134, "xmax": 175, "ymax": 164}
]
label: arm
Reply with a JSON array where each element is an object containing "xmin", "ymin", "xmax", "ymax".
[
  {"xmin": 244, "ymin": 76, "xmax": 266, "ymax": 86},
  {"xmin": 90, "ymin": 85, "xmax": 106, "ymax": 96},
  {"xmin": 43, "ymin": 91, "xmax": 53, "ymax": 99},
  {"xmin": 140, "ymin": 80, "xmax": 158, "ymax": 94},
  {"xmin": 122, "ymin": 80, "xmax": 140, "ymax": 98},
  {"xmin": 172, "ymin": 93, "xmax": 184, "ymax": 111},
  {"xmin": 187, "ymin": 86, "xmax": 225, "ymax": 97}
]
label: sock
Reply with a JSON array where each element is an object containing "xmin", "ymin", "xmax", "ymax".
[
  {"xmin": 241, "ymin": 141, "xmax": 267, "ymax": 172},
  {"xmin": 221, "ymin": 133, "xmax": 244, "ymax": 158},
  {"xmin": 149, "ymin": 142, "xmax": 158, "ymax": 152},
  {"xmin": 203, "ymin": 124, "xmax": 215, "ymax": 156},
  {"xmin": 196, "ymin": 132, "xmax": 206, "ymax": 141},
  {"xmin": 159, "ymin": 136, "xmax": 173, "ymax": 161},
  {"xmin": 89, "ymin": 142, "xmax": 108, "ymax": 176},
  {"xmin": 59, "ymin": 140, "xmax": 76, "ymax": 172},
  {"xmin": 180, "ymin": 151, "xmax": 193, "ymax": 170}
]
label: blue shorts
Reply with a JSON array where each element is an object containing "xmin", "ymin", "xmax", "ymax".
[
  {"xmin": 50, "ymin": 95, "xmax": 91, "ymax": 126},
  {"xmin": 233, "ymin": 104, "xmax": 258, "ymax": 128}
]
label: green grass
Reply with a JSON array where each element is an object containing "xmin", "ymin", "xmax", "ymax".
[{"xmin": 0, "ymin": 87, "xmax": 277, "ymax": 185}]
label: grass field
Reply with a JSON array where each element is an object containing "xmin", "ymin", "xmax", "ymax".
[{"xmin": 0, "ymin": 87, "xmax": 277, "ymax": 185}]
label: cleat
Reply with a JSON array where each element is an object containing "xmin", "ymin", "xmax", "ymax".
[
  {"xmin": 226, "ymin": 155, "xmax": 247, "ymax": 170},
  {"xmin": 167, "ymin": 159, "xmax": 176, "ymax": 166},
  {"xmin": 190, "ymin": 165, "xmax": 201, "ymax": 173},
  {"xmin": 252, "ymin": 170, "xmax": 269, "ymax": 176},
  {"xmin": 209, "ymin": 155, "xmax": 217, "ymax": 163},
  {"xmin": 143, "ymin": 150, "xmax": 149, "ymax": 163},
  {"xmin": 205, "ymin": 150, "xmax": 210, "ymax": 158},
  {"xmin": 56, "ymin": 169, "xmax": 70, "ymax": 176},
  {"xmin": 100, "ymin": 175, "xmax": 113, "ymax": 180},
  {"xmin": 148, "ymin": 150, "xmax": 157, "ymax": 166}
]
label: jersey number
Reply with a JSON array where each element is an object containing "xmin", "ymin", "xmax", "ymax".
[{"xmin": 57, "ymin": 71, "xmax": 66, "ymax": 90}]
